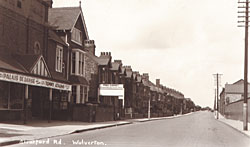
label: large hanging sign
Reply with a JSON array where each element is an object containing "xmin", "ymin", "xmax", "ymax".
[{"xmin": 0, "ymin": 71, "xmax": 71, "ymax": 91}]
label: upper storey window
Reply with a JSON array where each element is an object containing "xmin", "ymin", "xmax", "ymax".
[
  {"xmin": 71, "ymin": 49, "xmax": 85, "ymax": 77},
  {"xmin": 72, "ymin": 28, "xmax": 82, "ymax": 45},
  {"xmin": 55, "ymin": 45, "xmax": 63, "ymax": 72}
]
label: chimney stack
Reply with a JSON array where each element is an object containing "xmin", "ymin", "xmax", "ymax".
[
  {"xmin": 156, "ymin": 79, "xmax": 160, "ymax": 87},
  {"xmin": 84, "ymin": 40, "xmax": 96, "ymax": 55}
]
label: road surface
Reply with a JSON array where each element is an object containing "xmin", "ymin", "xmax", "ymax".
[{"xmin": 10, "ymin": 111, "xmax": 250, "ymax": 147}]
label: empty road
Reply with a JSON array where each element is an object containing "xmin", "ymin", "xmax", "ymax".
[{"xmin": 11, "ymin": 111, "xmax": 250, "ymax": 147}]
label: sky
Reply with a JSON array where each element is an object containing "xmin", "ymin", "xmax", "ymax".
[{"xmin": 53, "ymin": 0, "xmax": 246, "ymax": 108}]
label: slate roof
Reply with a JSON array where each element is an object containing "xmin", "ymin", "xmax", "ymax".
[
  {"xmin": 132, "ymin": 72, "xmax": 137, "ymax": 80},
  {"xmin": 156, "ymin": 87, "xmax": 164, "ymax": 94},
  {"xmin": 12, "ymin": 54, "xmax": 41, "ymax": 72},
  {"xmin": 136, "ymin": 74, "xmax": 142, "ymax": 83},
  {"xmin": 0, "ymin": 53, "xmax": 70, "ymax": 84},
  {"xmin": 69, "ymin": 76, "xmax": 88, "ymax": 85},
  {"xmin": 49, "ymin": 7, "xmax": 82, "ymax": 31},
  {"xmin": 126, "ymin": 71, "xmax": 132, "ymax": 78},
  {"xmin": 142, "ymin": 78, "xmax": 150, "ymax": 87},
  {"xmin": 49, "ymin": 71, "xmax": 69, "ymax": 83},
  {"xmin": 96, "ymin": 57, "xmax": 110, "ymax": 66},
  {"xmin": 225, "ymin": 81, "xmax": 250, "ymax": 94},
  {"xmin": 110, "ymin": 62, "xmax": 121, "ymax": 71},
  {"xmin": 121, "ymin": 67, "xmax": 126, "ymax": 75},
  {"xmin": 124, "ymin": 66, "xmax": 133, "ymax": 78},
  {"xmin": 148, "ymin": 81, "xmax": 158, "ymax": 92},
  {"xmin": 233, "ymin": 79, "xmax": 244, "ymax": 85},
  {"xmin": 48, "ymin": 30, "xmax": 67, "ymax": 46},
  {"xmin": 0, "ymin": 54, "xmax": 27, "ymax": 73}
]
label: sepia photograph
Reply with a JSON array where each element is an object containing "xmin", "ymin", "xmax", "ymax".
[{"xmin": 0, "ymin": 0, "xmax": 250, "ymax": 146}]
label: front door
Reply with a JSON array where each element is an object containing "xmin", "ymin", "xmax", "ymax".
[{"xmin": 31, "ymin": 86, "xmax": 48, "ymax": 119}]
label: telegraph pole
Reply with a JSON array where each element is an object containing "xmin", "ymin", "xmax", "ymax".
[
  {"xmin": 148, "ymin": 98, "xmax": 151, "ymax": 119},
  {"xmin": 217, "ymin": 74, "xmax": 219, "ymax": 119},
  {"xmin": 214, "ymin": 89, "xmax": 216, "ymax": 117},
  {"xmin": 238, "ymin": 0, "xmax": 249, "ymax": 131},
  {"xmin": 213, "ymin": 73, "xmax": 222, "ymax": 119}
]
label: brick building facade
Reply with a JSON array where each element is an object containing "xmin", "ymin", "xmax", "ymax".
[
  {"xmin": 0, "ymin": 0, "xmax": 71, "ymax": 122},
  {"xmin": 0, "ymin": 0, "xmax": 196, "ymax": 122}
]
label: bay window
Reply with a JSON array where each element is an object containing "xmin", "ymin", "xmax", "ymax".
[
  {"xmin": 72, "ymin": 52, "xmax": 76, "ymax": 74},
  {"xmin": 72, "ymin": 86, "xmax": 77, "ymax": 103},
  {"xmin": 71, "ymin": 50, "xmax": 85, "ymax": 76},
  {"xmin": 72, "ymin": 85, "xmax": 88, "ymax": 104}
]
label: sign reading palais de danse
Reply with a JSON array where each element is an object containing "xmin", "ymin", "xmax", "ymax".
[{"xmin": 0, "ymin": 71, "xmax": 71, "ymax": 91}]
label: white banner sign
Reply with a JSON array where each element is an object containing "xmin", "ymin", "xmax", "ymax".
[
  {"xmin": 99, "ymin": 84, "xmax": 125, "ymax": 107},
  {"xmin": 0, "ymin": 71, "xmax": 71, "ymax": 91},
  {"xmin": 99, "ymin": 84, "xmax": 124, "ymax": 97}
]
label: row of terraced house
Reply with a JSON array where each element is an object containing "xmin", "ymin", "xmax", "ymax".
[{"xmin": 0, "ymin": 0, "xmax": 196, "ymax": 123}]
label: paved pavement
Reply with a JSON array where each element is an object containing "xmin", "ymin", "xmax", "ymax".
[
  {"xmin": 217, "ymin": 112, "xmax": 250, "ymax": 137},
  {"xmin": 9, "ymin": 111, "xmax": 250, "ymax": 147},
  {"xmin": 0, "ymin": 114, "xmax": 187, "ymax": 146}
]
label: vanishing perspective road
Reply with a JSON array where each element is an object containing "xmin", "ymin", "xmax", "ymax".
[{"xmin": 10, "ymin": 111, "xmax": 250, "ymax": 147}]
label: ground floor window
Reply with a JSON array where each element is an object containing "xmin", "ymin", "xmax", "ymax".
[
  {"xmin": 100, "ymin": 96, "xmax": 113, "ymax": 106},
  {"xmin": 0, "ymin": 81, "xmax": 24, "ymax": 110},
  {"xmin": 53, "ymin": 90, "xmax": 68, "ymax": 110},
  {"xmin": 72, "ymin": 86, "xmax": 77, "ymax": 103},
  {"xmin": 72, "ymin": 85, "xmax": 88, "ymax": 104}
]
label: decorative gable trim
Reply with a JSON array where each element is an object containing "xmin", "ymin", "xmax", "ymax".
[
  {"xmin": 71, "ymin": 12, "xmax": 89, "ymax": 40},
  {"xmin": 31, "ymin": 55, "xmax": 51, "ymax": 78}
]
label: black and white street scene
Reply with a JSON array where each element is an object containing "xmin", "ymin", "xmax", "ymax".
[{"xmin": 1, "ymin": 0, "xmax": 250, "ymax": 147}]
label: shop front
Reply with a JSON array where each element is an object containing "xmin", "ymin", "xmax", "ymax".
[{"xmin": 0, "ymin": 70, "xmax": 71, "ymax": 122}]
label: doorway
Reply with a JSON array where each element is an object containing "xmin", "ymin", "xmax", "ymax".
[{"xmin": 30, "ymin": 86, "xmax": 49, "ymax": 119}]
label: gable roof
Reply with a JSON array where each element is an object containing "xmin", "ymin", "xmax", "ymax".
[
  {"xmin": 96, "ymin": 57, "xmax": 111, "ymax": 66},
  {"xmin": 30, "ymin": 56, "xmax": 51, "ymax": 78},
  {"xmin": 96, "ymin": 53, "xmax": 112, "ymax": 66},
  {"xmin": 110, "ymin": 62, "xmax": 121, "ymax": 71},
  {"xmin": 48, "ymin": 7, "xmax": 89, "ymax": 39},
  {"xmin": 124, "ymin": 66, "xmax": 133, "ymax": 78},
  {"xmin": 120, "ymin": 66, "xmax": 127, "ymax": 76},
  {"xmin": 132, "ymin": 72, "xmax": 138, "ymax": 80},
  {"xmin": 233, "ymin": 79, "xmax": 244, "ymax": 85},
  {"xmin": 136, "ymin": 74, "xmax": 142, "ymax": 83},
  {"xmin": 13, "ymin": 54, "xmax": 51, "ymax": 77}
]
